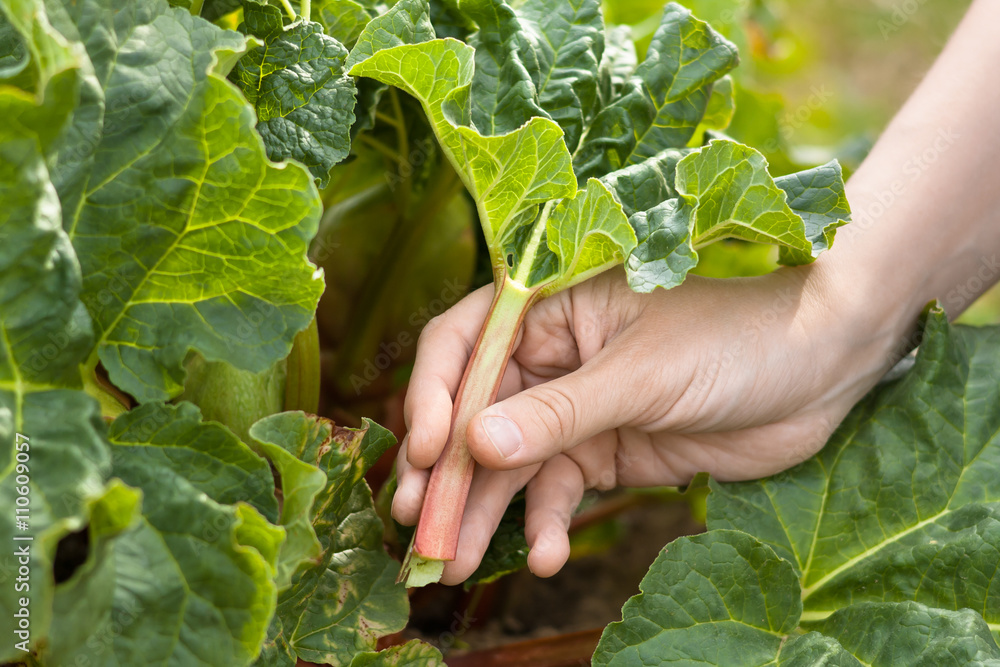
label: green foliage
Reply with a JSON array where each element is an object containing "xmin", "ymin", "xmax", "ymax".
[
  {"xmin": 349, "ymin": 0, "xmax": 848, "ymax": 300},
  {"xmin": 231, "ymin": 0, "xmax": 357, "ymax": 186},
  {"xmin": 0, "ymin": 0, "xmax": 419, "ymax": 664},
  {"xmin": 595, "ymin": 310, "xmax": 1000, "ymax": 664}
]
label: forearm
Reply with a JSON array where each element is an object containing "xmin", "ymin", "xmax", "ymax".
[{"xmin": 816, "ymin": 0, "xmax": 1000, "ymax": 340}]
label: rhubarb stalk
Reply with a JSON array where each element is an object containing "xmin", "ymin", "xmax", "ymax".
[{"xmin": 401, "ymin": 274, "xmax": 538, "ymax": 584}]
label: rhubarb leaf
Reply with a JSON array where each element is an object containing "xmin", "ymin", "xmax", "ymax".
[
  {"xmin": 516, "ymin": 0, "xmax": 604, "ymax": 153},
  {"xmin": 708, "ymin": 308, "xmax": 1000, "ymax": 639},
  {"xmin": 313, "ymin": 0, "xmax": 372, "ymax": 48},
  {"xmin": 253, "ymin": 413, "xmax": 409, "ymax": 666},
  {"xmin": 250, "ymin": 414, "xmax": 328, "ymax": 588},
  {"xmin": 593, "ymin": 530, "xmax": 802, "ymax": 666},
  {"xmin": 624, "ymin": 198, "xmax": 698, "ymax": 293},
  {"xmin": 349, "ymin": 640, "xmax": 446, "ymax": 667},
  {"xmin": 574, "ymin": 3, "xmax": 738, "ymax": 180},
  {"xmin": 689, "ymin": 74, "xmax": 735, "ymax": 145},
  {"xmin": 464, "ymin": 495, "xmax": 529, "ymax": 588},
  {"xmin": 680, "ymin": 139, "xmax": 849, "ymax": 258},
  {"xmin": 596, "ymin": 24, "xmax": 636, "ymax": 109},
  {"xmin": 774, "ymin": 161, "xmax": 852, "ymax": 263},
  {"xmin": 109, "ymin": 402, "xmax": 279, "ymax": 521},
  {"xmin": 348, "ymin": 33, "xmax": 577, "ymax": 256},
  {"xmin": 46, "ymin": 402, "xmax": 286, "ymax": 667},
  {"xmin": 543, "ymin": 178, "xmax": 636, "ymax": 290},
  {"xmin": 344, "ymin": 0, "xmax": 436, "ymax": 71},
  {"xmin": 593, "ymin": 530, "xmax": 1000, "ymax": 666},
  {"xmin": 232, "ymin": 3, "xmax": 357, "ymax": 186},
  {"xmin": 0, "ymin": 135, "xmax": 91, "ymax": 390},
  {"xmin": 464, "ymin": 0, "xmax": 547, "ymax": 135},
  {"xmin": 813, "ymin": 602, "xmax": 1000, "ymax": 666},
  {"xmin": 0, "ymin": 94, "xmax": 111, "ymax": 663},
  {"xmin": 600, "ymin": 148, "xmax": 686, "ymax": 217},
  {"xmin": 52, "ymin": 0, "xmax": 324, "ymax": 404},
  {"xmin": 677, "ymin": 139, "xmax": 812, "ymax": 251}
]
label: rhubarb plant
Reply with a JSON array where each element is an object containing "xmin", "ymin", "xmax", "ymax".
[{"xmin": 346, "ymin": 0, "xmax": 850, "ymax": 585}]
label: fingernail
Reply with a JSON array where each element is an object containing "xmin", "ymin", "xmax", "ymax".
[{"xmin": 481, "ymin": 415, "xmax": 522, "ymax": 459}]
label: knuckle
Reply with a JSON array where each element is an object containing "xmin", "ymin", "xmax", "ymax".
[
  {"xmin": 416, "ymin": 314, "xmax": 446, "ymax": 347},
  {"xmin": 528, "ymin": 383, "xmax": 579, "ymax": 444}
]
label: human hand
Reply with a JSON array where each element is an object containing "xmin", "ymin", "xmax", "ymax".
[{"xmin": 392, "ymin": 262, "xmax": 907, "ymax": 585}]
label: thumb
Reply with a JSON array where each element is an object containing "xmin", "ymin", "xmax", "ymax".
[{"xmin": 466, "ymin": 356, "xmax": 631, "ymax": 469}]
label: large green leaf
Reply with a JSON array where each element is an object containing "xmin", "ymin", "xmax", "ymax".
[
  {"xmin": 677, "ymin": 139, "xmax": 813, "ymax": 251},
  {"xmin": 709, "ymin": 309, "xmax": 1000, "ymax": 640},
  {"xmin": 599, "ymin": 148, "xmax": 685, "ymax": 218},
  {"xmin": 0, "ymin": 44, "xmax": 112, "ymax": 659},
  {"xmin": 251, "ymin": 413, "xmax": 409, "ymax": 667},
  {"xmin": 348, "ymin": 29, "xmax": 577, "ymax": 258},
  {"xmin": 463, "ymin": 0, "xmax": 546, "ymax": 135},
  {"xmin": 593, "ymin": 530, "xmax": 1000, "ymax": 666},
  {"xmin": 574, "ymin": 3, "xmax": 738, "ymax": 180},
  {"xmin": 109, "ymin": 402, "xmax": 279, "ymax": 520},
  {"xmin": 249, "ymin": 413, "xmax": 328, "ymax": 588},
  {"xmin": 231, "ymin": 1, "xmax": 357, "ymax": 186},
  {"xmin": 516, "ymin": 0, "xmax": 604, "ymax": 153},
  {"xmin": 45, "ymin": 402, "xmax": 286, "ymax": 666},
  {"xmin": 814, "ymin": 602, "xmax": 1000, "ymax": 666},
  {"xmin": 593, "ymin": 530, "xmax": 803, "ymax": 666},
  {"xmin": 624, "ymin": 197, "xmax": 697, "ymax": 293},
  {"xmin": 48, "ymin": 0, "xmax": 323, "ymax": 404},
  {"xmin": 596, "ymin": 24, "xmax": 636, "ymax": 110},
  {"xmin": 0, "ymin": 13, "xmax": 30, "ymax": 81}
]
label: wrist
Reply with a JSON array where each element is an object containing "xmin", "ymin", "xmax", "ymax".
[{"xmin": 797, "ymin": 250, "xmax": 921, "ymax": 405}]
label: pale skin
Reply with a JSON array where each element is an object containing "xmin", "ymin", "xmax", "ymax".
[{"xmin": 393, "ymin": 0, "xmax": 1000, "ymax": 585}]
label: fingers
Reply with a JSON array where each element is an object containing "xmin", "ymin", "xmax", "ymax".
[
  {"xmin": 404, "ymin": 286, "xmax": 494, "ymax": 470},
  {"xmin": 524, "ymin": 455, "xmax": 584, "ymax": 578},
  {"xmin": 466, "ymin": 349, "xmax": 636, "ymax": 470},
  {"xmin": 439, "ymin": 465, "xmax": 539, "ymax": 585},
  {"xmin": 392, "ymin": 436, "xmax": 429, "ymax": 525}
]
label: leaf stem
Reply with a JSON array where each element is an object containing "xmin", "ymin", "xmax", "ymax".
[
  {"xmin": 278, "ymin": 0, "xmax": 297, "ymax": 20},
  {"xmin": 388, "ymin": 88, "xmax": 411, "ymax": 213},
  {"xmin": 300, "ymin": 0, "xmax": 310, "ymax": 21},
  {"xmin": 329, "ymin": 161, "xmax": 463, "ymax": 397},
  {"xmin": 356, "ymin": 134, "xmax": 403, "ymax": 163},
  {"xmin": 284, "ymin": 316, "xmax": 320, "ymax": 414},
  {"xmin": 411, "ymin": 276, "xmax": 539, "ymax": 561},
  {"xmin": 511, "ymin": 200, "xmax": 556, "ymax": 285}
]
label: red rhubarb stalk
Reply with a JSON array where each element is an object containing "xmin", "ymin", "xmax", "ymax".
[{"xmin": 402, "ymin": 275, "xmax": 537, "ymax": 582}]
